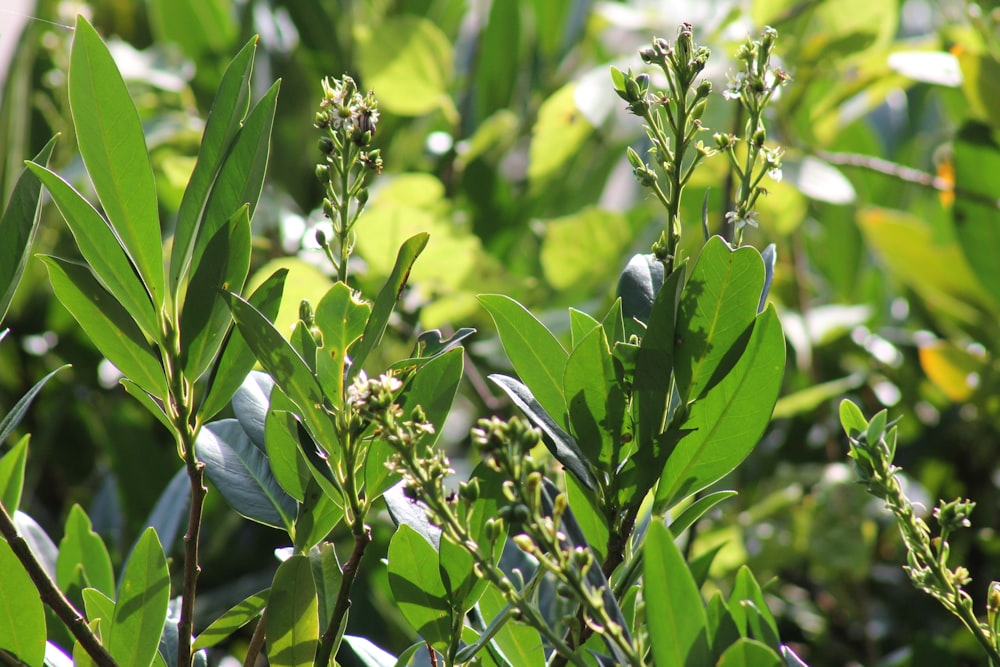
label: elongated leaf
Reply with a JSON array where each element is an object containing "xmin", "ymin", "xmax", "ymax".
[
  {"xmin": 69, "ymin": 17, "xmax": 164, "ymax": 306},
  {"xmin": 314, "ymin": 282, "xmax": 371, "ymax": 404},
  {"xmin": 487, "ymin": 374, "xmax": 596, "ymax": 491},
  {"xmin": 387, "ymin": 524, "xmax": 451, "ymax": 649},
  {"xmin": 265, "ymin": 409, "xmax": 310, "ymax": 502},
  {"xmin": 564, "ymin": 325, "xmax": 624, "ymax": 471},
  {"xmin": 0, "ymin": 539, "xmax": 46, "ymax": 665},
  {"xmin": 475, "ymin": 584, "xmax": 545, "ymax": 667},
  {"xmin": 199, "ymin": 268, "xmax": 287, "ymax": 422},
  {"xmin": 568, "ymin": 308, "xmax": 601, "ymax": 348},
  {"xmin": 180, "ymin": 204, "xmax": 252, "ymax": 381},
  {"xmin": 729, "ymin": 566, "xmax": 779, "ymax": 650},
  {"xmin": 121, "ymin": 379, "xmax": 171, "ymax": 430},
  {"xmin": 758, "ymin": 244, "xmax": 776, "ymax": 314},
  {"xmin": 0, "ymin": 136, "xmax": 56, "ymax": 323},
  {"xmin": 952, "ymin": 122, "xmax": 1000, "ymax": 309},
  {"xmin": 674, "ymin": 238, "xmax": 764, "ymax": 404},
  {"xmin": 14, "ymin": 511, "xmax": 58, "ymax": 580},
  {"xmin": 294, "ymin": 477, "xmax": 344, "ymax": 551},
  {"xmin": 0, "ymin": 365, "xmax": 68, "ymax": 446},
  {"xmin": 171, "ymin": 37, "xmax": 256, "ymax": 293},
  {"xmin": 716, "ymin": 638, "xmax": 782, "ymax": 667},
  {"xmin": 107, "ymin": 528, "xmax": 170, "ymax": 667},
  {"xmin": 40, "ymin": 256, "xmax": 167, "ymax": 396},
  {"xmin": 384, "ymin": 481, "xmax": 441, "ymax": 549},
  {"xmin": 308, "ymin": 542, "xmax": 342, "ymax": 635},
  {"xmin": 82, "ymin": 587, "xmax": 115, "ymax": 625},
  {"xmin": 0, "ymin": 434, "xmax": 28, "ymax": 511},
  {"xmin": 268, "ymin": 555, "xmax": 318, "ymax": 667},
  {"xmin": 196, "ymin": 419, "xmax": 297, "ymax": 530},
  {"xmin": 56, "ymin": 505, "xmax": 115, "ymax": 598},
  {"xmin": 668, "ymin": 491, "xmax": 738, "ymax": 537},
  {"xmin": 348, "ymin": 233, "xmax": 429, "ymax": 381},
  {"xmin": 657, "ymin": 307, "xmax": 785, "ymax": 508},
  {"xmin": 232, "ymin": 371, "xmax": 272, "ymax": 449},
  {"xmin": 26, "ymin": 163, "xmax": 158, "ymax": 339},
  {"xmin": 192, "ymin": 589, "xmax": 268, "ymax": 650},
  {"xmin": 478, "ymin": 294, "xmax": 568, "ymax": 426},
  {"xmin": 342, "ymin": 635, "xmax": 397, "ymax": 667},
  {"xmin": 644, "ymin": 521, "xmax": 710, "ymax": 667},
  {"xmin": 616, "ymin": 253, "xmax": 665, "ymax": 340},
  {"xmin": 707, "ymin": 591, "xmax": 740, "ymax": 659}
]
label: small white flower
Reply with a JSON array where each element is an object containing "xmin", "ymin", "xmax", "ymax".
[
  {"xmin": 725, "ymin": 209, "xmax": 759, "ymax": 230},
  {"xmin": 767, "ymin": 167, "xmax": 783, "ymax": 182}
]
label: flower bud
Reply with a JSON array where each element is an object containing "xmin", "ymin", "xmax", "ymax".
[
  {"xmin": 318, "ymin": 135, "xmax": 335, "ymax": 155},
  {"xmin": 322, "ymin": 197, "xmax": 336, "ymax": 219},
  {"xmin": 459, "ymin": 478, "xmax": 480, "ymax": 503}
]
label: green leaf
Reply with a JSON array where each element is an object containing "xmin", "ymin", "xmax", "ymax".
[
  {"xmin": 728, "ymin": 566, "xmax": 779, "ymax": 650},
  {"xmin": 568, "ymin": 308, "xmax": 600, "ymax": 349},
  {"xmin": 314, "ymin": 282, "xmax": 371, "ymax": 405},
  {"xmin": 40, "ymin": 256, "xmax": 167, "ymax": 397},
  {"xmin": 349, "ymin": 233, "xmax": 429, "ymax": 381},
  {"xmin": 839, "ymin": 399, "xmax": 868, "ymax": 439},
  {"xmin": 0, "ymin": 365, "xmax": 68, "ymax": 446},
  {"xmin": 473, "ymin": 0, "xmax": 521, "ymax": 120},
  {"xmin": 657, "ymin": 306, "xmax": 785, "ymax": 508},
  {"xmin": 356, "ymin": 15, "xmax": 454, "ymax": 117},
  {"xmin": 121, "ymin": 379, "xmax": 172, "ymax": 431},
  {"xmin": 387, "ymin": 524, "xmax": 452, "ymax": 649},
  {"xmin": 56, "ymin": 505, "xmax": 115, "ymax": 599},
  {"xmin": 563, "ymin": 326, "xmax": 624, "ymax": 471},
  {"xmin": 668, "ymin": 491, "xmax": 738, "ymax": 537},
  {"xmin": 342, "ymin": 635, "xmax": 398, "ymax": 667},
  {"xmin": 528, "ymin": 83, "xmax": 594, "ymax": 191},
  {"xmin": 26, "ymin": 163, "xmax": 159, "ymax": 340},
  {"xmin": 293, "ymin": 478, "xmax": 344, "ymax": 552},
  {"xmin": 644, "ymin": 521, "xmax": 710, "ymax": 667},
  {"xmin": 953, "ymin": 122, "xmax": 1000, "ymax": 310},
  {"xmin": 82, "ymin": 586, "xmax": 115, "ymax": 626},
  {"xmin": 540, "ymin": 207, "xmax": 632, "ymax": 292},
  {"xmin": 0, "ymin": 539, "xmax": 46, "ymax": 665},
  {"xmin": 958, "ymin": 52, "xmax": 1000, "ymax": 130},
  {"xmin": 148, "ymin": 0, "xmax": 237, "ymax": 68},
  {"xmin": 265, "ymin": 409, "xmax": 311, "ymax": 502},
  {"xmin": 0, "ymin": 434, "xmax": 28, "ymax": 511},
  {"xmin": 181, "ymin": 204, "xmax": 252, "ymax": 381},
  {"xmin": 107, "ymin": 527, "xmax": 170, "ymax": 667},
  {"xmin": 196, "ymin": 419, "xmax": 298, "ymax": 530},
  {"xmin": 308, "ymin": 542, "xmax": 342, "ymax": 637},
  {"xmin": 674, "ymin": 237, "xmax": 764, "ymax": 404},
  {"xmin": 171, "ymin": 36, "xmax": 255, "ymax": 293},
  {"xmin": 617, "ymin": 253, "xmax": 665, "ymax": 341},
  {"xmin": 706, "ymin": 592, "xmax": 740, "ymax": 660},
  {"xmin": 476, "ymin": 584, "xmax": 545, "ymax": 667},
  {"xmin": 199, "ymin": 268, "xmax": 287, "ymax": 422},
  {"xmin": 193, "ymin": 589, "xmax": 268, "ymax": 650},
  {"xmin": 267, "ymin": 555, "xmax": 319, "ymax": 667},
  {"xmin": 478, "ymin": 294, "xmax": 568, "ymax": 427},
  {"xmin": 0, "ymin": 136, "xmax": 56, "ymax": 323},
  {"xmin": 564, "ymin": 472, "xmax": 608, "ymax": 563},
  {"xmin": 69, "ymin": 16, "xmax": 164, "ymax": 307},
  {"xmin": 439, "ymin": 535, "xmax": 484, "ymax": 612},
  {"xmin": 716, "ymin": 638, "xmax": 783, "ymax": 667}
]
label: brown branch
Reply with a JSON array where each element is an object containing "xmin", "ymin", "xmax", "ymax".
[
  {"xmin": 314, "ymin": 528, "xmax": 372, "ymax": 666},
  {"xmin": 176, "ymin": 459, "xmax": 207, "ymax": 667},
  {"xmin": 0, "ymin": 502, "xmax": 118, "ymax": 667},
  {"xmin": 242, "ymin": 607, "xmax": 268, "ymax": 667}
]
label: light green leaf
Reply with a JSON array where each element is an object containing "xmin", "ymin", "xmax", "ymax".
[
  {"xmin": 265, "ymin": 409, "xmax": 311, "ymax": 502},
  {"xmin": 674, "ymin": 237, "xmax": 764, "ymax": 405},
  {"xmin": 729, "ymin": 567, "xmax": 779, "ymax": 648},
  {"xmin": 644, "ymin": 521, "xmax": 710, "ymax": 667},
  {"xmin": 308, "ymin": 542, "xmax": 342, "ymax": 636},
  {"xmin": 193, "ymin": 589, "xmax": 268, "ymax": 650},
  {"xmin": 668, "ymin": 490, "xmax": 738, "ymax": 537},
  {"xmin": 267, "ymin": 555, "xmax": 319, "ymax": 667},
  {"xmin": 387, "ymin": 524, "xmax": 451, "ymax": 649},
  {"xmin": 314, "ymin": 282, "xmax": 371, "ymax": 405},
  {"xmin": 568, "ymin": 308, "xmax": 600, "ymax": 349},
  {"xmin": 716, "ymin": 638, "xmax": 783, "ymax": 667},
  {"xmin": 657, "ymin": 306, "xmax": 785, "ymax": 508},
  {"xmin": 107, "ymin": 527, "xmax": 170, "ymax": 667},
  {"xmin": 563, "ymin": 325, "xmax": 623, "ymax": 471},
  {"xmin": 0, "ymin": 434, "xmax": 28, "ymax": 511},
  {"xmin": 473, "ymin": 0, "xmax": 521, "ymax": 120},
  {"xmin": 69, "ymin": 16, "xmax": 164, "ymax": 307},
  {"xmin": 0, "ymin": 136, "xmax": 56, "ymax": 323},
  {"xmin": 476, "ymin": 584, "xmax": 544, "ymax": 667},
  {"xmin": 56, "ymin": 505, "xmax": 115, "ymax": 599},
  {"xmin": 478, "ymin": 294, "xmax": 568, "ymax": 428},
  {"xmin": 26, "ymin": 163, "xmax": 159, "ymax": 340},
  {"xmin": 839, "ymin": 399, "xmax": 869, "ymax": 438},
  {"xmin": 149, "ymin": 0, "xmax": 237, "ymax": 64},
  {"xmin": 40, "ymin": 256, "xmax": 167, "ymax": 397},
  {"xmin": 439, "ymin": 535, "xmax": 484, "ymax": 613},
  {"xmin": 528, "ymin": 83, "xmax": 594, "ymax": 190},
  {"xmin": 0, "ymin": 539, "xmax": 46, "ymax": 665},
  {"xmin": 540, "ymin": 207, "xmax": 631, "ymax": 292},
  {"xmin": 82, "ymin": 587, "xmax": 115, "ymax": 626}
]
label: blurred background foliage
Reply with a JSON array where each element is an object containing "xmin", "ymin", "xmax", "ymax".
[{"xmin": 3, "ymin": 0, "xmax": 1000, "ymax": 664}]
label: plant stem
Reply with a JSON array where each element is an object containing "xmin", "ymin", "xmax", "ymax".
[
  {"xmin": 0, "ymin": 502, "xmax": 118, "ymax": 667},
  {"xmin": 315, "ymin": 528, "xmax": 371, "ymax": 666},
  {"xmin": 337, "ymin": 140, "xmax": 353, "ymax": 284},
  {"xmin": 243, "ymin": 607, "xmax": 268, "ymax": 667},
  {"xmin": 177, "ymin": 450, "xmax": 207, "ymax": 667}
]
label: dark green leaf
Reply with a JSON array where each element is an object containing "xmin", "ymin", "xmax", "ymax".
[
  {"xmin": 348, "ymin": 233, "xmax": 429, "ymax": 381},
  {"xmin": 267, "ymin": 555, "xmax": 319, "ymax": 667},
  {"xmin": 56, "ymin": 504, "xmax": 115, "ymax": 598},
  {"xmin": 387, "ymin": 524, "xmax": 451, "ymax": 649},
  {"xmin": 478, "ymin": 294, "xmax": 568, "ymax": 426},
  {"xmin": 564, "ymin": 326, "xmax": 624, "ymax": 471},
  {"xmin": 564, "ymin": 473, "xmax": 608, "ymax": 563},
  {"xmin": 265, "ymin": 409, "xmax": 311, "ymax": 502},
  {"xmin": 199, "ymin": 268, "xmax": 287, "ymax": 422},
  {"xmin": 707, "ymin": 592, "xmax": 740, "ymax": 660},
  {"xmin": 0, "ymin": 364, "xmax": 67, "ymax": 446},
  {"xmin": 171, "ymin": 35, "xmax": 255, "ymax": 292},
  {"xmin": 107, "ymin": 527, "xmax": 170, "ymax": 667},
  {"xmin": 0, "ymin": 136, "xmax": 56, "ymax": 323},
  {"xmin": 69, "ymin": 17, "xmax": 164, "ymax": 307},
  {"xmin": 644, "ymin": 521, "xmax": 710, "ymax": 667},
  {"xmin": 41, "ymin": 255, "xmax": 167, "ymax": 396},
  {"xmin": 0, "ymin": 539, "xmax": 46, "ymax": 665},
  {"xmin": 314, "ymin": 282, "xmax": 371, "ymax": 404},
  {"xmin": 487, "ymin": 374, "xmax": 597, "ymax": 491},
  {"xmin": 716, "ymin": 638, "xmax": 782, "ymax": 667},
  {"xmin": 196, "ymin": 419, "xmax": 297, "ymax": 530},
  {"xmin": 657, "ymin": 306, "xmax": 785, "ymax": 508},
  {"xmin": 953, "ymin": 122, "xmax": 1000, "ymax": 309},
  {"xmin": 674, "ymin": 237, "xmax": 764, "ymax": 404},
  {"xmin": 192, "ymin": 589, "xmax": 268, "ymax": 650},
  {"xmin": 308, "ymin": 543, "xmax": 342, "ymax": 636},
  {"xmin": 616, "ymin": 253, "xmax": 665, "ymax": 340},
  {"xmin": 0, "ymin": 434, "xmax": 28, "ymax": 512}
]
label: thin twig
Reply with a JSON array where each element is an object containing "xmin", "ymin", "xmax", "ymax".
[
  {"xmin": 0, "ymin": 502, "xmax": 118, "ymax": 667},
  {"xmin": 177, "ymin": 456, "xmax": 207, "ymax": 667},
  {"xmin": 314, "ymin": 529, "xmax": 372, "ymax": 666},
  {"xmin": 242, "ymin": 607, "xmax": 268, "ymax": 667}
]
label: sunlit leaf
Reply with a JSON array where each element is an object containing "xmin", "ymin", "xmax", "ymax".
[
  {"xmin": 387, "ymin": 524, "xmax": 451, "ymax": 649},
  {"xmin": 56, "ymin": 505, "xmax": 115, "ymax": 599},
  {"xmin": 107, "ymin": 528, "xmax": 170, "ymax": 667},
  {"xmin": 193, "ymin": 589, "xmax": 268, "ymax": 650},
  {"xmin": 0, "ymin": 539, "xmax": 46, "ymax": 665},
  {"xmin": 267, "ymin": 555, "xmax": 319, "ymax": 667}
]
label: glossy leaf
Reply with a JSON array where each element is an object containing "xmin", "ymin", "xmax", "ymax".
[
  {"xmin": 565, "ymin": 472, "xmax": 608, "ymax": 563},
  {"xmin": 196, "ymin": 418, "xmax": 297, "ymax": 530},
  {"xmin": 199, "ymin": 268, "xmax": 287, "ymax": 422},
  {"xmin": 0, "ymin": 538, "xmax": 45, "ymax": 664},
  {"xmin": 716, "ymin": 638, "xmax": 783, "ymax": 667},
  {"xmin": 728, "ymin": 566, "xmax": 780, "ymax": 650},
  {"xmin": 384, "ymin": 481, "xmax": 441, "ymax": 549},
  {"xmin": 41, "ymin": 256, "xmax": 167, "ymax": 396},
  {"xmin": 107, "ymin": 527, "xmax": 170, "ymax": 667},
  {"xmin": 13, "ymin": 511, "xmax": 58, "ymax": 580},
  {"xmin": 657, "ymin": 306, "xmax": 785, "ymax": 508},
  {"xmin": 265, "ymin": 409, "xmax": 311, "ymax": 502},
  {"xmin": 487, "ymin": 374, "xmax": 597, "ymax": 491},
  {"xmin": 348, "ymin": 233, "xmax": 429, "ymax": 381},
  {"xmin": 0, "ymin": 434, "xmax": 28, "ymax": 511},
  {"xmin": 479, "ymin": 294, "xmax": 568, "ymax": 426},
  {"xmin": 0, "ymin": 136, "xmax": 56, "ymax": 323},
  {"xmin": 121, "ymin": 379, "xmax": 171, "ymax": 431},
  {"xmin": 192, "ymin": 589, "xmax": 268, "ymax": 650},
  {"xmin": 617, "ymin": 253, "xmax": 665, "ymax": 340},
  {"xmin": 293, "ymin": 478, "xmax": 343, "ymax": 551},
  {"xmin": 308, "ymin": 542, "xmax": 342, "ymax": 636},
  {"xmin": 268, "ymin": 555, "xmax": 319, "ymax": 667},
  {"xmin": 0, "ymin": 365, "xmax": 68, "ymax": 446},
  {"xmin": 563, "ymin": 325, "xmax": 624, "ymax": 470},
  {"xmin": 56, "ymin": 504, "xmax": 115, "ymax": 599},
  {"xmin": 476, "ymin": 585, "xmax": 545, "ymax": 667},
  {"xmin": 668, "ymin": 490, "xmax": 738, "ymax": 537},
  {"xmin": 69, "ymin": 16, "xmax": 164, "ymax": 306},
  {"xmin": 314, "ymin": 281, "xmax": 371, "ymax": 404},
  {"xmin": 839, "ymin": 399, "xmax": 869, "ymax": 438},
  {"xmin": 231, "ymin": 371, "xmax": 272, "ymax": 450},
  {"xmin": 644, "ymin": 521, "xmax": 710, "ymax": 667},
  {"xmin": 26, "ymin": 163, "xmax": 159, "ymax": 339},
  {"xmin": 180, "ymin": 204, "xmax": 252, "ymax": 381},
  {"xmin": 387, "ymin": 524, "xmax": 452, "ymax": 649},
  {"xmin": 341, "ymin": 635, "xmax": 397, "ymax": 667},
  {"xmin": 674, "ymin": 237, "xmax": 764, "ymax": 404},
  {"xmin": 171, "ymin": 36, "xmax": 255, "ymax": 293}
]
